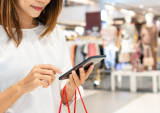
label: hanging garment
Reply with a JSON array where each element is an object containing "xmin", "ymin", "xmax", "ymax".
[
  {"xmin": 74, "ymin": 45, "xmax": 85, "ymax": 66},
  {"xmin": 88, "ymin": 43, "xmax": 97, "ymax": 57},
  {"xmin": 71, "ymin": 44, "xmax": 76, "ymax": 67},
  {"xmin": 99, "ymin": 45, "xmax": 104, "ymax": 68},
  {"xmin": 83, "ymin": 43, "xmax": 89, "ymax": 59},
  {"xmin": 140, "ymin": 24, "xmax": 158, "ymax": 70}
]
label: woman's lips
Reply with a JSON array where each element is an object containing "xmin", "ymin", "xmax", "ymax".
[{"xmin": 31, "ymin": 6, "xmax": 43, "ymax": 11}]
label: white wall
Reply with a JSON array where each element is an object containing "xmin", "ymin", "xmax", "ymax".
[
  {"xmin": 58, "ymin": 6, "xmax": 87, "ymax": 26},
  {"xmin": 57, "ymin": 4, "xmax": 126, "ymax": 26},
  {"xmin": 58, "ymin": 4, "xmax": 101, "ymax": 26}
]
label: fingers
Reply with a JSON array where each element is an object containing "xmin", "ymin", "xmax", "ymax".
[
  {"xmin": 79, "ymin": 67, "xmax": 85, "ymax": 84},
  {"xmin": 85, "ymin": 65, "xmax": 94, "ymax": 79},
  {"xmin": 36, "ymin": 64, "xmax": 62, "ymax": 74},
  {"xmin": 69, "ymin": 74, "xmax": 76, "ymax": 86},
  {"xmin": 34, "ymin": 69, "xmax": 55, "ymax": 82},
  {"xmin": 39, "ymin": 75, "xmax": 53, "ymax": 85},
  {"xmin": 72, "ymin": 71, "xmax": 81, "ymax": 87},
  {"xmin": 39, "ymin": 80, "xmax": 49, "ymax": 88}
]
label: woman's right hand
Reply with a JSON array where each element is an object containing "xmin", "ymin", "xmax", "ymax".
[{"xmin": 17, "ymin": 64, "xmax": 62, "ymax": 94}]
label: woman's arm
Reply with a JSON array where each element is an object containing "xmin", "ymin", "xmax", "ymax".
[
  {"xmin": 0, "ymin": 64, "xmax": 61, "ymax": 113},
  {"xmin": 60, "ymin": 85, "xmax": 76, "ymax": 104},
  {"xmin": 0, "ymin": 83, "xmax": 25, "ymax": 113}
]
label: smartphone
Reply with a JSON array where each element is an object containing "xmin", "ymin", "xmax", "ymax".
[{"xmin": 59, "ymin": 55, "xmax": 106, "ymax": 80}]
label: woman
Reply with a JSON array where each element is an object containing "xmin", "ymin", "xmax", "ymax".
[{"xmin": 0, "ymin": 0, "xmax": 94, "ymax": 113}]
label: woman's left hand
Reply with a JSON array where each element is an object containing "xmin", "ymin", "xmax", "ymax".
[{"xmin": 66, "ymin": 64, "xmax": 94, "ymax": 89}]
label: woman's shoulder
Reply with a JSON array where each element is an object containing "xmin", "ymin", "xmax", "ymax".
[
  {"xmin": 52, "ymin": 24, "xmax": 64, "ymax": 37},
  {"xmin": 55, "ymin": 24, "xmax": 63, "ymax": 32}
]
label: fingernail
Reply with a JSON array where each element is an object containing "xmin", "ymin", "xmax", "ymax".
[
  {"xmin": 60, "ymin": 70, "xmax": 62, "ymax": 74},
  {"xmin": 80, "ymin": 68, "xmax": 83, "ymax": 71},
  {"xmin": 92, "ymin": 65, "xmax": 94, "ymax": 68},
  {"xmin": 72, "ymin": 71, "xmax": 75, "ymax": 74}
]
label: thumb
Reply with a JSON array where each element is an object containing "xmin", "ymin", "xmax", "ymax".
[{"xmin": 69, "ymin": 74, "xmax": 76, "ymax": 86}]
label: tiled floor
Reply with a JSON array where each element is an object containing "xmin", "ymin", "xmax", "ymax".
[
  {"xmin": 64, "ymin": 74, "xmax": 160, "ymax": 113},
  {"xmin": 114, "ymin": 93, "xmax": 160, "ymax": 113},
  {"xmin": 64, "ymin": 90, "xmax": 144, "ymax": 113}
]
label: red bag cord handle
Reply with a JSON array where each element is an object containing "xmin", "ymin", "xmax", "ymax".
[
  {"xmin": 59, "ymin": 85, "xmax": 66, "ymax": 113},
  {"xmin": 74, "ymin": 88, "xmax": 77, "ymax": 113},
  {"xmin": 59, "ymin": 85, "xmax": 88, "ymax": 113},
  {"xmin": 64, "ymin": 88, "xmax": 71, "ymax": 113},
  {"xmin": 77, "ymin": 87, "xmax": 88, "ymax": 113}
]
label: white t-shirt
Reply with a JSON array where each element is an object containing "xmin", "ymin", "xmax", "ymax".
[{"xmin": 0, "ymin": 22, "xmax": 83, "ymax": 113}]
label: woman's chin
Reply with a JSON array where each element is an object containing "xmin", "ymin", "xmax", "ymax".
[{"xmin": 30, "ymin": 13, "xmax": 41, "ymax": 18}]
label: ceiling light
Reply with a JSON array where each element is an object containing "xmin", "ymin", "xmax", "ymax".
[
  {"xmin": 129, "ymin": 11, "xmax": 136, "ymax": 16},
  {"xmin": 120, "ymin": 9, "xmax": 128, "ymax": 14},
  {"xmin": 109, "ymin": 10, "xmax": 113, "ymax": 15},
  {"xmin": 148, "ymin": 8, "xmax": 153, "ymax": 11},
  {"xmin": 101, "ymin": 10, "xmax": 108, "ymax": 21},
  {"xmin": 111, "ymin": 2, "xmax": 116, "ymax": 6},
  {"xmin": 105, "ymin": 5, "xmax": 115, "ymax": 10},
  {"xmin": 139, "ymin": 5, "xmax": 144, "ymax": 8}
]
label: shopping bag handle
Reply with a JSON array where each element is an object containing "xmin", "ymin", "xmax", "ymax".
[{"xmin": 59, "ymin": 85, "xmax": 88, "ymax": 113}]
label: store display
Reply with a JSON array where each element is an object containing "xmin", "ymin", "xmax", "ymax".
[
  {"xmin": 116, "ymin": 63, "xmax": 122, "ymax": 70},
  {"xmin": 121, "ymin": 62, "xmax": 133, "ymax": 70},
  {"xmin": 119, "ymin": 53, "xmax": 131, "ymax": 63},
  {"xmin": 143, "ymin": 45, "xmax": 154, "ymax": 67},
  {"xmin": 100, "ymin": 16, "xmax": 118, "ymax": 69},
  {"xmin": 119, "ymin": 15, "xmax": 138, "ymax": 53},
  {"xmin": 131, "ymin": 43, "xmax": 141, "ymax": 64},
  {"xmin": 132, "ymin": 59, "xmax": 144, "ymax": 72},
  {"xmin": 141, "ymin": 12, "xmax": 158, "ymax": 70}
]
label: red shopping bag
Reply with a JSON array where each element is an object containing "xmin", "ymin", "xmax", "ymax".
[{"xmin": 59, "ymin": 85, "xmax": 88, "ymax": 113}]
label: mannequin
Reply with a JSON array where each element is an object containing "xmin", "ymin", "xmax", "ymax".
[
  {"xmin": 141, "ymin": 12, "xmax": 158, "ymax": 70},
  {"xmin": 145, "ymin": 12, "xmax": 154, "ymax": 27},
  {"xmin": 100, "ymin": 16, "xmax": 118, "ymax": 69},
  {"xmin": 120, "ymin": 15, "xmax": 137, "ymax": 53}
]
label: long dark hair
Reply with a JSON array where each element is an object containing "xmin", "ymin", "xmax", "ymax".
[{"xmin": 0, "ymin": 0, "xmax": 63, "ymax": 48}]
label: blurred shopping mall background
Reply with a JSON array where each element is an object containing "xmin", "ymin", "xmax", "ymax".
[{"xmin": 59, "ymin": 0, "xmax": 160, "ymax": 113}]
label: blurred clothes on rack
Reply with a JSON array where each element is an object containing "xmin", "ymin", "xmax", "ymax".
[
  {"xmin": 75, "ymin": 45, "xmax": 85, "ymax": 66},
  {"xmin": 67, "ymin": 38, "xmax": 102, "ymax": 67},
  {"xmin": 88, "ymin": 43, "xmax": 97, "ymax": 57},
  {"xmin": 99, "ymin": 45, "xmax": 104, "ymax": 68},
  {"xmin": 71, "ymin": 45, "xmax": 76, "ymax": 67}
]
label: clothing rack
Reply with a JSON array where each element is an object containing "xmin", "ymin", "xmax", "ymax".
[{"xmin": 66, "ymin": 37, "xmax": 104, "ymax": 87}]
